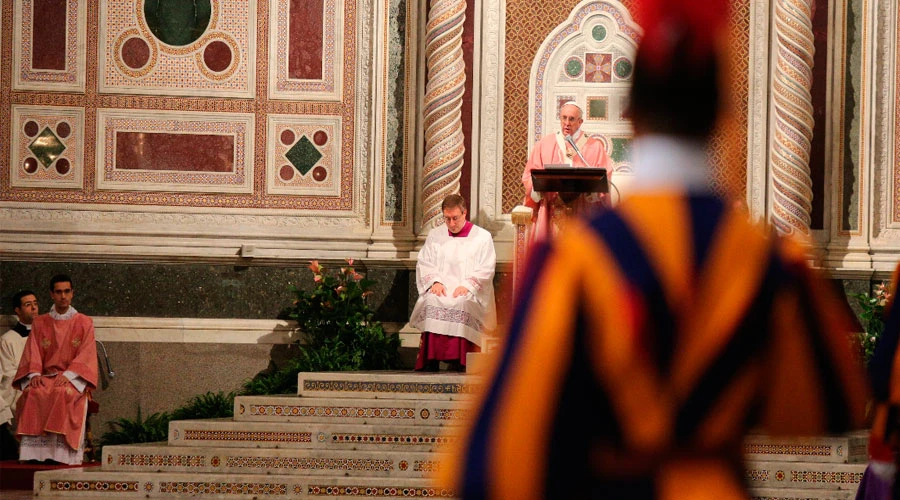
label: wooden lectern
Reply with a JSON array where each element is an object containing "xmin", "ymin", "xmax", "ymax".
[{"xmin": 530, "ymin": 166, "xmax": 609, "ymax": 195}]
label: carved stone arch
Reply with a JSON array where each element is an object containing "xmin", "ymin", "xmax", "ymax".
[{"xmin": 527, "ymin": 0, "xmax": 641, "ymax": 173}]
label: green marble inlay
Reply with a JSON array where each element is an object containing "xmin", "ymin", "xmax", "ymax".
[
  {"xmin": 383, "ymin": 0, "xmax": 407, "ymax": 222},
  {"xmin": 28, "ymin": 127, "xmax": 66, "ymax": 168},
  {"xmin": 609, "ymin": 138, "xmax": 631, "ymax": 163},
  {"xmin": 588, "ymin": 99, "xmax": 607, "ymax": 119},
  {"xmin": 592, "ymin": 25, "xmax": 607, "ymax": 42},
  {"xmin": 565, "ymin": 58, "xmax": 583, "ymax": 78},
  {"xmin": 144, "ymin": 0, "xmax": 212, "ymax": 46},
  {"xmin": 285, "ymin": 136, "xmax": 323, "ymax": 175},
  {"xmin": 614, "ymin": 58, "xmax": 633, "ymax": 79}
]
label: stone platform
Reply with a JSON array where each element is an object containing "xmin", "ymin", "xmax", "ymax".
[
  {"xmin": 33, "ymin": 371, "xmax": 466, "ymax": 499},
  {"xmin": 30, "ymin": 371, "xmax": 869, "ymax": 499}
]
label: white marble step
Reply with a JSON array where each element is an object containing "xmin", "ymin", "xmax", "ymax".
[
  {"xmin": 744, "ymin": 461, "xmax": 866, "ymax": 491},
  {"xmin": 748, "ymin": 487, "xmax": 857, "ymax": 499},
  {"xmin": 744, "ymin": 433, "xmax": 868, "ymax": 464},
  {"xmin": 234, "ymin": 395, "xmax": 466, "ymax": 427},
  {"xmin": 102, "ymin": 443, "xmax": 445, "ymax": 478},
  {"xmin": 297, "ymin": 372, "xmax": 479, "ymax": 400},
  {"xmin": 33, "ymin": 468, "xmax": 453, "ymax": 499},
  {"xmin": 168, "ymin": 419, "xmax": 455, "ymax": 451}
]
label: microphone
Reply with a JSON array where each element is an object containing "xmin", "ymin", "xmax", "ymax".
[{"xmin": 564, "ymin": 134, "xmax": 592, "ymax": 168}]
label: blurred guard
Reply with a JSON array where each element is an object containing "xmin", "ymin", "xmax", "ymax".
[{"xmin": 441, "ymin": 0, "xmax": 869, "ymax": 498}]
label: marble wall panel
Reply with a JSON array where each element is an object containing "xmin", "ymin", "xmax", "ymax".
[
  {"xmin": 9, "ymin": 105, "xmax": 85, "ymax": 189},
  {"xmin": 96, "ymin": 109, "xmax": 254, "ymax": 193},
  {"xmin": 269, "ymin": 0, "xmax": 344, "ymax": 100},
  {"xmin": 267, "ymin": 114, "xmax": 342, "ymax": 197},
  {"xmin": 99, "ymin": 0, "xmax": 255, "ymax": 98},
  {"xmin": 838, "ymin": 0, "xmax": 865, "ymax": 234},
  {"xmin": 894, "ymin": 4, "xmax": 900, "ymax": 225},
  {"xmin": 12, "ymin": 0, "xmax": 86, "ymax": 91}
]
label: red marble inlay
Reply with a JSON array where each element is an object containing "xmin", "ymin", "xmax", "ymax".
[
  {"xmin": 55, "ymin": 158, "xmax": 71, "ymax": 175},
  {"xmin": 279, "ymin": 165, "xmax": 295, "ymax": 181},
  {"xmin": 56, "ymin": 121, "xmax": 72, "ymax": 139},
  {"xmin": 32, "ymin": 0, "xmax": 68, "ymax": 71},
  {"xmin": 24, "ymin": 158, "xmax": 39, "ymax": 173},
  {"xmin": 288, "ymin": 0, "xmax": 324, "ymax": 80},
  {"xmin": 312, "ymin": 166, "xmax": 327, "ymax": 181},
  {"xmin": 280, "ymin": 129, "xmax": 296, "ymax": 146},
  {"xmin": 122, "ymin": 37, "xmax": 151, "ymax": 69},
  {"xmin": 114, "ymin": 132, "xmax": 235, "ymax": 173},
  {"xmin": 313, "ymin": 130, "xmax": 327, "ymax": 146},
  {"xmin": 203, "ymin": 41, "xmax": 232, "ymax": 72},
  {"xmin": 24, "ymin": 121, "xmax": 40, "ymax": 137}
]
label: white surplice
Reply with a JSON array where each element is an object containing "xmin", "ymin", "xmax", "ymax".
[{"xmin": 409, "ymin": 223, "xmax": 497, "ymax": 346}]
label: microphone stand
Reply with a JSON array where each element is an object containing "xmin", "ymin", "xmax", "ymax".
[{"xmin": 565, "ymin": 134, "xmax": 593, "ymax": 168}]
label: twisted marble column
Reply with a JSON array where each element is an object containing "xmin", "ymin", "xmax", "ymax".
[
  {"xmin": 421, "ymin": 0, "xmax": 467, "ymax": 230},
  {"xmin": 769, "ymin": 0, "xmax": 815, "ymax": 236}
]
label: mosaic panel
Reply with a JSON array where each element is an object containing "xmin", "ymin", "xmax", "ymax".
[
  {"xmin": 586, "ymin": 96, "xmax": 608, "ymax": 120},
  {"xmin": 96, "ymin": 109, "xmax": 254, "ymax": 193},
  {"xmin": 412, "ymin": 460, "xmax": 439, "ymax": 473},
  {"xmin": 431, "ymin": 408, "xmax": 466, "ymax": 421},
  {"xmin": 302, "ymin": 379, "xmax": 474, "ymax": 395},
  {"xmin": 12, "ymin": 0, "xmax": 86, "ymax": 91},
  {"xmin": 100, "ymin": 0, "xmax": 255, "ymax": 97},
  {"xmin": 328, "ymin": 432, "xmax": 453, "ymax": 445},
  {"xmin": 744, "ymin": 444, "xmax": 833, "ymax": 457},
  {"xmin": 789, "ymin": 470, "xmax": 864, "ymax": 484},
  {"xmin": 584, "ymin": 53, "xmax": 612, "ymax": 82},
  {"xmin": 159, "ymin": 481, "xmax": 288, "ymax": 495},
  {"xmin": 502, "ymin": 0, "xmax": 749, "ymax": 212},
  {"xmin": 745, "ymin": 469, "xmax": 770, "ymax": 482},
  {"xmin": 115, "ymin": 453, "xmax": 206, "ymax": 467},
  {"xmin": 1, "ymin": 0, "xmax": 359, "ymax": 212},
  {"xmin": 269, "ymin": 0, "xmax": 343, "ymax": 100},
  {"xmin": 267, "ymin": 114, "xmax": 342, "ymax": 196},
  {"xmin": 49, "ymin": 480, "xmax": 140, "ymax": 492},
  {"xmin": 306, "ymin": 485, "xmax": 454, "ymax": 497},
  {"xmin": 250, "ymin": 404, "xmax": 417, "ymax": 420},
  {"xmin": 226, "ymin": 456, "xmax": 395, "ymax": 472},
  {"xmin": 183, "ymin": 429, "xmax": 313, "ymax": 443},
  {"xmin": 10, "ymin": 105, "xmax": 84, "ymax": 189}
]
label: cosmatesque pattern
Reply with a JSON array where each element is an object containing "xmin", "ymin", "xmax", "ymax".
[
  {"xmin": 769, "ymin": 0, "xmax": 816, "ymax": 235},
  {"xmin": 744, "ymin": 444, "xmax": 833, "ymax": 456},
  {"xmin": 182, "ymin": 429, "xmax": 313, "ymax": 443},
  {"xmin": 249, "ymin": 404, "xmax": 417, "ymax": 420},
  {"xmin": 421, "ymin": 0, "xmax": 467, "ymax": 229},
  {"xmin": 302, "ymin": 379, "xmax": 475, "ymax": 395}
]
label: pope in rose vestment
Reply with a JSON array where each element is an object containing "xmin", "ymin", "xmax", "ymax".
[
  {"xmin": 14, "ymin": 310, "xmax": 97, "ymax": 461},
  {"xmin": 523, "ymin": 125, "xmax": 612, "ymax": 243}
]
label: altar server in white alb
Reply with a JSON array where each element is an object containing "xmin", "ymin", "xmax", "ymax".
[{"xmin": 411, "ymin": 194, "xmax": 497, "ymax": 372}]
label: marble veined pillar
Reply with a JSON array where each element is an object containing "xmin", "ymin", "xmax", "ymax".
[
  {"xmin": 421, "ymin": 0, "xmax": 467, "ymax": 230},
  {"xmin": 769, "ymin": 0, "xmax": 816, "ymax": 235}
]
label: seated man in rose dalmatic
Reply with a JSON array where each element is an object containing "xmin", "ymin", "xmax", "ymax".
[
  {"xmin": 410, "ymin": 194, "xmax": 496, "ymax": 372},
  {"xmin": 14, "ymin": 274, "xmax": 97, "ymax": 464}
]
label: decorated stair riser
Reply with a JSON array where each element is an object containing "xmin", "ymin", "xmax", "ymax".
[
  {"xmin": 744, "ymin": 461, "xmax": 866, "ymax": 491},
  {"xmin": 296, "ymin": 372, "xmax": 479, "ymax": 401},
  {"xmin": 743, "ymin": 433, "xmax": 868, "ymax": 464},
  {"xmin": 102, "ymin": 445, "xmax": 444, "ymax": 478},
  {"xmin": 168, "ymin": 420, "xmax": 453, "ymax": 452},
  {"xmin": 234, "ymin": 396, "xmax": 466, "ymax": 427},
  {"xmin": 748, "ymin": 488, "xmax": 856, "ymax": 499},
  {"xmin": 33, "ymin": 469, "xmax": 454, "ymax": 499}
]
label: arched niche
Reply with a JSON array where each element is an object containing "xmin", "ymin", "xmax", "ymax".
[{"xmin": 528, "ymin": 0, "xmax": 640, "ymax": 175}]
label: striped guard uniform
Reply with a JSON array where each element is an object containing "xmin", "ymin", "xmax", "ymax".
[{"xmin": 443, "ymin": 193, "xmax": 869, "ymax": 500}]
